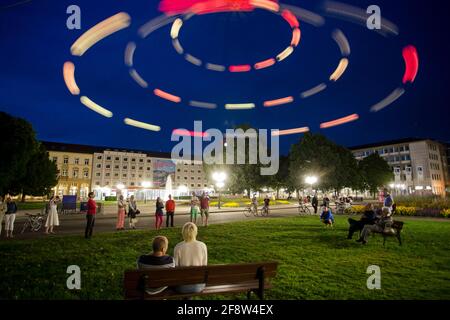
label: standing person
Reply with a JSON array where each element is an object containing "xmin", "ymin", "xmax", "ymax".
[
  {"xmin": 174, "ymin": 222, "xmax": 208, "ymax": 293},
  {"xmin": 384, "ymin": 192, "xmax": 394, "ymax": 213},
  {"xmin": 45, "ymin": 196, "xmax": 60, "ymax": 234},
  {"xmin": 165, "ymin": 194, "xmax": 175, "ymax": 228},
  {"xmin": 190, "ymin": 192, "xmax": 199, "ymax": 224},
  {"xmin": 0, "ymin": 196, "xmax": 6, "ymax": 237},
  {"xmin": 4, "ymin": 197, "xmax": 17, "ymax": 238},
  {"xmin": 116, "ymin": 195, "xmax": 126, "ymax": 231},
  {"xmin": 155, "ymin": 197, "xmax": 164, "ymax": 230},
  {"xmin": 311, "ymin": 194, "xmax": 319, "ymax": 214},
  {"xmin": 85, "ymin": 192, "xmax": 97, "ymax": 239},
  {"xmin": 263, "ymin": 195, "xmax": 270, "ymax": 208},
  {"xmin": 200, "ymin": 192, "xmax": 210, "ymax": 227},
  {"xmin": 128, "ymin": 195, "xmax": 139, "ymax": 229},
  {"xmin": 251, "ymin": 194, "xmax": 258, "ymax": 214}
]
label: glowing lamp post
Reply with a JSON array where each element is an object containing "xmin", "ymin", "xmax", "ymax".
[
  {"xmin": 305, "ymin": 176, "xmax": 318, "ymax": 195},
  {"xmin": 141, "ymin": 181, "xmax": 152, "ymax": 203},
  {"xmin": 212, "ymin": 171, "xmax": 227, "ymax": 209}
]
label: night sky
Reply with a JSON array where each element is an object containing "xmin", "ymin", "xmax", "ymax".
[{"xmin": 1, "ymin": 0, "xmax": 449, "ymax": 155}]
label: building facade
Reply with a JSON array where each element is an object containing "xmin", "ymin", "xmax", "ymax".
[
  {"xmin": 43, "ymin": 141, "xmax": 99, "ymax": 199},
  {"xmin": 351, "ymin": 138, "xmax": 449, "ymax": 196}
]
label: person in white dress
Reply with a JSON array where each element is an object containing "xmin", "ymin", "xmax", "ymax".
[{"xmin": 45, "ymin": 196, "xmax": 60, "ymax": 234}]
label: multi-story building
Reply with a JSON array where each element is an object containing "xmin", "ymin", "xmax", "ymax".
[
  {"xmin": 42, "ymin": 141, "xmax": 100, "ymax": 199},
  {"xmin": 174, "ymin": 160, "xmax": 211, "ymax": 190},
  {"xmin": 351, "ymin": 138, "xmax": 449, "ymax": 197}
]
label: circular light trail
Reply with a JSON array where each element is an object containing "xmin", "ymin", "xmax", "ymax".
[{"xmin": 63, "ymin": 1, "xmax": 419, "ymax": 137}]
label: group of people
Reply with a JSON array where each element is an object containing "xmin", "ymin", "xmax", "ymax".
[
  {"xmin": 188, "ymin": 192, "xmax": 210, "ymax": 227},
  {"xmin": 137, "ymin": 222, "xmax": 208, "ymax": 294},
  {"xmin": 250, "ymin": 194, "xmax": 271, "ymax": 213}
]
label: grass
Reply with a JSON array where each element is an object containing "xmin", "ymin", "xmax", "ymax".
[{"xmin": 1, "ymin": 216, "xmax": 449, "ymax": 300}]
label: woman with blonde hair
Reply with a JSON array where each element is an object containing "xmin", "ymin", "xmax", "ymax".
[{"xmin": 174, "ymin": 222, "xmax": 208, "ymax": 293}]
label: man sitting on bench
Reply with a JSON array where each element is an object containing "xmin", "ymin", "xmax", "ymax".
[
  {"xmin": 357, "ymin": 207, "xmax": 394, "ymax": 245},
  {"xmin": 347, "ymin": 204, "xmax": 379, "ymax": 239},
  {"xmin": 137, "ymin": 236, "xmax": 175, "ymax": 294}
]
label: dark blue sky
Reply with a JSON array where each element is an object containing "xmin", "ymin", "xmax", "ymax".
[{"xmin": 1, "ymin": 0, "xmax": 449, "ymax": 154}]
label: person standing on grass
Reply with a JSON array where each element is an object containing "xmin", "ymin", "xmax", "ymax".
[
  {"xmin": 155, "ymin": 197, "xmax": 164, "ymax": 230},
  {"xmin": 116, "ymin": 195, "xmax": 126, "ymax": 231},
  {"xmin": 190, "ymin": 192, "xmax": 200, "ymax": 225},
  {"xmin": 128, "ymin": 195, "xmax": 139, "ymax": 229},
  {"xmin": 45, "ymin": 196, "xmax": 60, "ymax": 234},
  {"xmin": 165, "ymin": 194, "xmax": 175, "ymax": 228},
  {"xmin": 4, "ymin": 197, "xmax": 17, "ymax": 238},
  {"xmin": 85, "ymin": 192, "xmax": 97, "ymax": 239},
  {"xmin": 312, "ymin": 194, "xmax": 319, "ymax": 214},
  {"xmin": 200, "ymin": 192, "xmax": 210, "ymax": 227},
  {"xmin": 0, "ymin": 196, "xmax": 6, "ymax": 237}
]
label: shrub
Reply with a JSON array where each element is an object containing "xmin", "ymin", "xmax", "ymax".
[
  {"xmin": 441, "ymin": 209, "xmax": 450, "ymax": 218},
  {"xmin": 394, "ymin": 196, "xmax": 450, "ymax": 210},
  {"xmin": 222, "ymin": 202, "xmax": 240, "ymax": 208},
  {"xmin": 350, "ymin": 205, "xmax": 365, "ymax": 214},
  {"xmin": 276, "ymin": 200, "xmax": 291, "ymax": 205},
  {"xmin": 395, "ymin": 206, "xmax": 417, "ymax": 216},
  {"xmin": 104, "ymin": 196, "xmax": 117, "ymax": 201}
]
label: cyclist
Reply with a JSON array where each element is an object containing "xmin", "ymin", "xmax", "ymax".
[
  {"xmin": 251, "ymin": 194, "xmax": 258, "ymax": 214},
  {"xmin": 263, "ymin": 195, "xmax": 270, "ymax": 210}
]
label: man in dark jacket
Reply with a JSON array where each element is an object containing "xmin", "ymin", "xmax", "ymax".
[
  {"xmin": 347, "ymin": 204, "xmax": 378, "ymax": 239},
  {"xmin": 312, "ymin": 194, "xmax": 319, "ymax": 214}
]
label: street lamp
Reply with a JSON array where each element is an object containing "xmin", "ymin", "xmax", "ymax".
[
  {"xmin": 141, "ymin": 181, "xmax": 151, "ymax": 203},
  {"xmin": 212, "ymin": 171, "xmax": 227, "ymax": 209}
]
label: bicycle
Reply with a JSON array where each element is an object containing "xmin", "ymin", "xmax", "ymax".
[
  {"xmin": 259, "ymin": 205, "xmax": 269, "ymax": 217},
  {"xmin": 335, "ymin": 202, "xmax": 353, "ymax": 215},
  {"xmin": 243, "ymin": 205, "xmax": 259, "ymax": 217},
  {"xmin": 298, "ymin": 203, "xmax": 311, "ymax": 215},
  {"xmin": 21, "ymin": 213, "xmax": 46, "ymax": 234}
]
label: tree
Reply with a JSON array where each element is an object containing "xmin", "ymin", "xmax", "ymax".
[
  {"xmin": 289, "ymin": 133, "xmax": 362, "ymax": 195},
  {"xmin": 0, "ymin": 112, "xmax": 37, "ymax": 195},
  {"xmin": 9, "ymin": 143, "xmax": 58, "ymax": 201},
  {"xmin": 359, "ymin": 153, "xmax": 393, "ymax": 197}
]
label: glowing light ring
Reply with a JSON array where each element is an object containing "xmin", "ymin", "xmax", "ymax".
[{"xmin": 169, "ymin": 6, "xmax": 301, "ymax": 72}]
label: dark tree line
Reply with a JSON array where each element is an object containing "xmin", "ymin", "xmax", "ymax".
[{"xmin": 0, "ymin": 112, "xmax": 58, "ymax": 201}]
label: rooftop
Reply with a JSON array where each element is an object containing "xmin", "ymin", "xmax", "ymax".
[{"xmin": 348, "ymin": 137, "xmax": 429, "ymax": 150}]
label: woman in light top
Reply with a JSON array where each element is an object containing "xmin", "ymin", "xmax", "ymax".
[
  {"xmin": 174, "ymin": 222, "xmax": 208, "ymax": 293},
  {"xmin": 116, "ymin": 195, "xmax": 126, "ymax": 230},
  {"xmin": 45, "ymin": 196, "xmax": 60, "ymax": 234}
]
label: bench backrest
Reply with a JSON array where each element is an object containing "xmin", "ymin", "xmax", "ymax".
[{"xmin": 124, "ymin": 261, "xmax": 278, "ymax": 299}]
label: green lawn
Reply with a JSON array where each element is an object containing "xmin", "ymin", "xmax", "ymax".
[{"xmin": 1, "ymin": 216, "xmax": 449, "ymax": 300}]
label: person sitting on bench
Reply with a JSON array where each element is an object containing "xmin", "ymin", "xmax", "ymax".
[
  {"xmin": 320, "ymin": 206, "xmax": 335, "ymax": 227},
  {"xmin": 357, "ymin": 207, "xmax": 394, "ymax": 245},
  {"xmin": 174, "ymin": 222, "xmax": 208, "ymax": 294},
  {"xmin": 347, "ymin": 204, "xmax": 379, "ymax": 239},
  {"xmin": 137, "ymin": 236, "xmax": 175, "ymax": 294}
]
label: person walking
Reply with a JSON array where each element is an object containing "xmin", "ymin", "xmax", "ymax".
[
  {"xmin": 4, "ymin": 197, "xmax": 17, "ymax": 238},
  {"xmin": 0, "ymin": 196, "xmax": 6, "ymax": 237},
  {"xmin": 190, "ymin": 192, "xmax": 199, "ymax": 224},
  {"xmin": 45, "ymin": 196, "xmax": 60, "ymax": 234},
  {"xmin": 311, "ymin": 194, "xmax": 319, "ymax": 214},
  {"xmin": 128, "ymin": 195, "xmax": 139, "ymax": 229},
  {"xmin": 116, "ymin": 195, "xmax": 126, "ymax": 231},
  {"xmin": 85, "ymin": 192, "xmax": 97, "ymax": 239},
  {"xmin": 155, "ymin": 197, "xmax": 164, "ymax": 230},
  {"xmin": 200, "ymin": 192, "xmax": 210, "ymax": 227},
  {"xmin": 165, "ymin": 194, "xmax": 175, "ymax": 228}
]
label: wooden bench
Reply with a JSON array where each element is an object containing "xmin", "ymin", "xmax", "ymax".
[
  {"xmin": 124, "ymin": 261, "xmax": 278, "ymax": 300},
  {"xmin": 382, "ymin": 220, "xmax": 404, "ymax": 246}
]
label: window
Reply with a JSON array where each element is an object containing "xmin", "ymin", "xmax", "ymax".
[
  {"xmin": 177, "ymin": 169, "xmax": 181, "ymax": 172},
  {"xmin": 177, "ymin": 176, "xmax": 180, "ymax": 180},
  {"xmin": 83, "ymin": 170, "xmax": 89, "ymax": 178},
  {"xmin": 105, "ymin": 181, "xmax": 109, "ymax": 185},
  {"xmin": 96, "ymin": 173, "xmax": 100, "ymax": 177},
  {"xmin": 124, "ymin": 158, "xmax": 128, "ymax": 162},
  {"xmin": 96, "ymin": 182, "xmax": 100, "ymax": 186},
  {"xmin": 204, "ymin": 184, "xmax": 207, "ymax": 187},
  {"xmin": 84, "ymin": 159, "xmax": 89, "ymax": 165},
  {"xmin": 97, "ymin": 155, "xmax": 102, "ymax": 160},
  {"xmin": 115, "ymin": 173, "xmax": 119, "ymax": 177},
  {"xmin": 191, "ymin": 177, "xmax": 194, "ymax": 180},
  {"xmin": 131, "ymin": 182, "xmax": 135, "ymax": 186},
  {"xmin": 64, "ymin": 157, "xmax": 69, "ymax": 164},
  {"xmin": 139, "ymin": 167, "xmax": 143, "ymax": 170},
  {"xmin": 394, "ymin": 147, "xmax": 399, "ymax": 152},
  {"xmin": 123, "ymin": 166, "xmax": 128, "ymax": 170},
  {"xmin": 73, "ymin": 169, "xmax": 79, "ymax": 178},
  {"xmin": 184, "ymin": 177, "xmax": 187, "ymax": 180},
  {"xmin": 198, "ymin": 170, "xmax": 202, "ymax": 173},
  {"xmin": 106, "ymin": 173, "xmax": 110, "ymax": 177},
  {"xmin": 115, "ymin": 165, "xmax": 119, "ymax": 169},
  {"xmin": 115, "ymin": 157, "xmax": 120, "ymax": 161},
  {"xmin": 147, "ymin": 167, "xmax": 151, "ymax": 171},
  {"xmin": 191, "ymin": 184, "xmax": 194, "ymax": 187},
  {"xmin": 131, "ymin": 166, "xmax": 136, "ymax": 170},
  {"xmin": 96, "ymin": 164, "xmax": 102, "ymax": 168},
  {"xmin": 147, "ymin": 159, "xmax": 151, "ymax": 163},
  {"xmin": 198, "ymin": 177, "xmax": 201, "ymax": 180},
  {"xmin": 139, "ymin": 159, "xmax": 144, "ymax": 163},
  {"xmin": 62, "ymin": 170, "xmax": 68, "ymax": 177},
  {"xmin": 52, "ymin": 157, "xmax": 58, "ymax": 162},
  {"xmin": 198, "ymin": 184, "xmax": 201, "ymax": 187},
  {"xmin": 132, "ymin": 158, "xmax": 136, "ymax": 162},
  {"xmin": 399, "ymin": 146, "xmax": 404, "ymax": 152},
  {"xmin": 138, "ymin": 174, "xmax": 142, "ymax": 178},
  {"xmin": 123, "ymin": 174, "xmax": 127, "ymax": 178},
  {"xmin": 106, "ymin": 156, "xmax": 111, "ymax": 161},
  {"xmin": 106, "ymin": 165, "xmax": 111, "ymax": 169}
]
